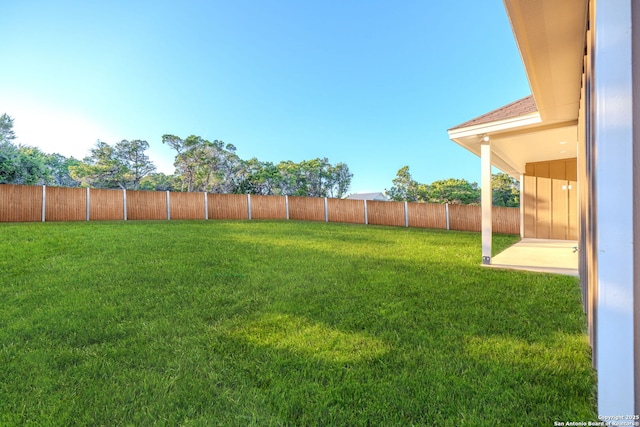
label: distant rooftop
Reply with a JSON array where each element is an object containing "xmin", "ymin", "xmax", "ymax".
[
  {"xmin": 449, "ymin": 95, "xmax": 537, "ymax": 130},
  {"xmin": 346, "ymin": 192, "xmax": 389, "ymax": 201}
]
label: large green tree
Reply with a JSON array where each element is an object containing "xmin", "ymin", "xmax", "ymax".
[
  {"xmin": 276, "ymin": 157, "xmax": 352, "ymax": 197},
  {"xmin": 236, "ymin": 158, "xmax": 281, "ymax": 195},
  {"xmin": 0, "ymin": 145, "xmax": 54, "ymax": 185},
  {"xmin": 0, "ymin": 114, "xmax": 59, "ymax": 185},
  {"xmin": 387, "ymin": 166, "xmax": 427, "ymax": 202},
  {"xmin": 0, "ymin": 113, "xmax": 86, "ymax": 186},
  {"xmin": 70, "ymin": 140, "xmax": 155, "ymax": 189},
  {"xmin": 492, "ymin": 172, "xmax": 520, "ymax": 207},
  {"xmin": 0, "ymin": 144, "xmax": 19, "ymax": 184},
  {"xmin": 115, "ymin": 139, "xmax": 156, "ymax": 190},
  {"xmin": 44, "ymin": 153, "xmax": 82, "ymax": 187},
  {"xmin": 139, "ymin": 172, "xmax": 177, "ymax": 191},
  {"xmin": 0, "ymin": 113, "xmax": 18, "ymax": 183},
  {"xmin": 14, "ymin": 146, "xmax": 52, "ymax": 185},
  {"xmin": 163, "ymin": 134, "xmax": 241, "ymax": 193},
  {"xmin": 0, "ymin": 113, "xmax": 16, "ymax": 145},
  {"xmin": 327, "ymin": 162, "xmax": 352, "ymax": 198},
  {"xmin": 427, "ymin": 178, "xmax": 481, "ymax": 205},
  {"xmin": 70, "ymin": 141, "xmax": 126, "ymax": 189}
]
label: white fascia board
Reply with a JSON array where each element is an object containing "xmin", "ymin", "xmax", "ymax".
[{"xmin": 447, "ymin": 112, "xmax": 541, "ymax": 139}]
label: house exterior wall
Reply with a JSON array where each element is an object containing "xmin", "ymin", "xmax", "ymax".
[
  {"xmin": 522, "ymin": 158, "xmax": 578, "ymax": 240},
  {"xmin": 588, "ymin": 0, "xmax": 638, "ymax": 415}
]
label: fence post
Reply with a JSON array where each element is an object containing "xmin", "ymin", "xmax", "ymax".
[
  {"xmin": 445, "ymin": 203, "xmax": 450, "ymax": 230},
  {"xmin": 285, "ymin": 195, "xmax": 289, "ymax": 220},
  {"xmin": 404, "ymin": 201, "xmax": 409, "ymax": 227},
  {"xmin": 123, "ymin": 189, "xmax": 128, "ymax": 221},
  {"xmin": 41, "ymin": 185, "xmax": 46, "ymax": 222},
  {"xmin": 324, "ymin": 197, "xmax": 328, "ymax": 222},
  {"xmin": 204, "ymin": 192, "xmax": 208, "ymax": 220},
  {"xmin": 166, "ymin": 191, "xmax": 171, "ymax": 220},
  {"xmin": 247, "ymin": 194, "xmax": 252, "ymax": 220},
  {"xmin": 86, "ymin": 188, "xmax": 90, "ymax": 221},
  {"xmin": 364, "ymin": 200, "xmax": 368, "ymax": 225}
]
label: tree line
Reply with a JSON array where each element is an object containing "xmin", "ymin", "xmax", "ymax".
[
  {"xmin": 0, "ymin": 114, "xmax": 82, "ymax": 187},
  {"xmin": 386, "ymin": 165, "xmax": 520, "ymax": 207},
  {"xmin": 2, "ymin": 112, "xmax": 519, "ymax": 205},
  {"xmin": 0, "ymin": 113, "xmax": 353, "ymax": 198}
]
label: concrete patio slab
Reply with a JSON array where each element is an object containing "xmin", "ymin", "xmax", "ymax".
[{"xmin": 487, "ymin": 238, "xmax": 579, "ymax": 276}]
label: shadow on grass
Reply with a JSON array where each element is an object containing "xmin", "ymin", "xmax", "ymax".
[{"xmin": 229, "ymin": 313, "xmax": 390, "ymax": 363}]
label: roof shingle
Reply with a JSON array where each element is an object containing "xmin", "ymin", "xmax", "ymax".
[{"xmin": 448, "ymin": 95, "xmax": 537, "ymax": 130}]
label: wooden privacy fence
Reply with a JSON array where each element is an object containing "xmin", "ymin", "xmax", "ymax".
[{"xmin": 0, "ymin": 184, "xmax": 520, "ymax": 234}]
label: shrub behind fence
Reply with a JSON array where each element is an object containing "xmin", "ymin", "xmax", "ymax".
[{"xmin": 0, "ymin": 184, "xmax": 521, "ymax": 234}]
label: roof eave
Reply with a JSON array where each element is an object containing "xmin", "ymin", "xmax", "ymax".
[
  {"xmin": 447, "ymin": 112, "xmax": 541, "ymax": 140},
  {"xmin": 503, "ymin": 0, "xmax": 587, "ymax": 123}
]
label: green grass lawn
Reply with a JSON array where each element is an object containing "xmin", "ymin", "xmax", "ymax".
[{"xmin": 0, "ymin": 220, "xmax": 596, "ymax": 426}]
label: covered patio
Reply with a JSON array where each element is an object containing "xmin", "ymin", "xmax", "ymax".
[
  {"xmin": 447, "ymin": 0, "xmax": 585, "ymax": 267},
  {"xmin": 490, "ymin": 238, "xmax": 578, "ymax": 276},
  {"xmin": 446, "ymin": 0, "xmax": 640, "ymax": 415},
  {"xmin": 447, "ymin": 96, "xmax": 579, "ymax": 267}
]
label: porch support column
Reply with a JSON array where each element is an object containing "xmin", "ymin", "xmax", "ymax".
[
  {"xmin": 519, "ymin": 174, "xmax": 524, "ymax": 238},
  {"xmin": 481, "ymin": 138, "xmax": 492, "ymax": 264}
]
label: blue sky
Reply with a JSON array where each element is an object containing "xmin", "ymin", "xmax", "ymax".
[{"xmin": 1, "ymin": 1, "xmax": 530, "ymax": 193}]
